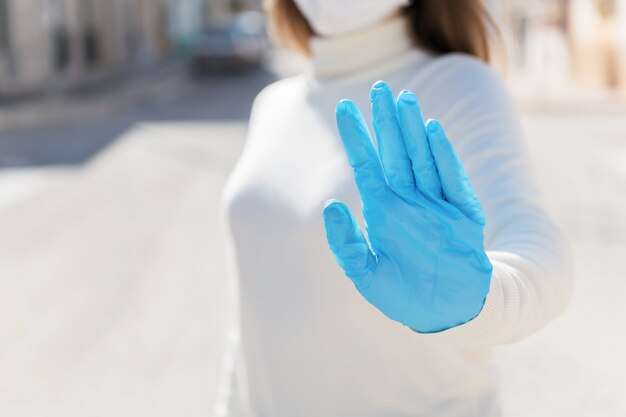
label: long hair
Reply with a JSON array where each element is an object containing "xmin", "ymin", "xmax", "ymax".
[{"xmin": 265, "ymin": 0, "xmax": 496, "ymax": 62}]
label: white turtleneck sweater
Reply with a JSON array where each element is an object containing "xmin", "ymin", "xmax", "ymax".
[{"xmin": 216, "ymin": 16, "xmax": 574, "ymax": 417}]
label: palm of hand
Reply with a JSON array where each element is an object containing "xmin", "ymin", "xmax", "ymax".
[{"xmin": 323, "ymin": 81, "xmax": 492, "ymax": 333}]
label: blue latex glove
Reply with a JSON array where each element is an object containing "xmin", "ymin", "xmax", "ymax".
[{"xmin": 322, "ymin": 80, "xmax": 493, "ymax": 333}]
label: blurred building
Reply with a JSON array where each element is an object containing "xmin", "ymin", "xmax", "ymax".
[
  {"xmin": 0, "ymin": 0, "xmax": 240, "ymax": 98},
  {"xmin": 569, "ymin": 0, "xmax": 626, "ymax": 90},
  {"xmin": 500, "ymin": 0, "xmax": 626, "ymax": 95}
]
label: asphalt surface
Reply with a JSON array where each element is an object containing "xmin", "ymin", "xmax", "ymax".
[
  {"xmin": 0, "ymin": 67, "xmax": 278, "ymax": 168},
  {"xmin": 0, "ymin": 66, "xmax": 625, "ymax": 416}
]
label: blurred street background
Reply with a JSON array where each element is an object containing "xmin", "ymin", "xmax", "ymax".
[{"xmin": 1, "ymin": 0, "xmax": 626, "ymax": 416}]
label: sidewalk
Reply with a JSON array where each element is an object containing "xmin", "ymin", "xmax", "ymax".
[
  {"xmin": 506, "ymin": 72, "xmax": 626, "ymax": 116},
  {"xmin": 0, "ymin": 60, "xmax": 186, "ymax": 131}
]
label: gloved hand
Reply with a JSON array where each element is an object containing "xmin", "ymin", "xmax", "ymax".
[{"xmin": 323, "ymin": 80, "xmax": 493, "ymax": 333}]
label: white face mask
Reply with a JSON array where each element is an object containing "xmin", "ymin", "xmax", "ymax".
[{"xmin": 293, "ymin": 0, "xmax": 411, "ymax": 37}]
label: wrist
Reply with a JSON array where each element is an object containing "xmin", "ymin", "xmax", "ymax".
[{"xmin": 408, "ymin": 261, "xmax": 520, "ymax": 345}]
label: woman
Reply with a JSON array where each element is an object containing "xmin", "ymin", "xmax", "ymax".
[{"xmin": 217, "ymin": 0, "xmax": 574, "ymax": 416}]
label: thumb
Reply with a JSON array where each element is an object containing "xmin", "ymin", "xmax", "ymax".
[{"xmin": 322, "ymin": 199, "xmax": 376, "ymax": 287}]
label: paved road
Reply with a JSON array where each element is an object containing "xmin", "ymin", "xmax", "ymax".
[
  {"xmin": 498, "ymin": 114, "xmax": 626, "ymax": 416},
  {"xmin": 0, "ymin": 68, "xmax": 625, "ymax": 416},
  {"xmin": 0, "ymin": 67, "xmax": 278, "ymax": 168}
]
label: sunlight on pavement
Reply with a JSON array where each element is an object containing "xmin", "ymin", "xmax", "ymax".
[{"xmin": 0, "ymin": 114, "xmax": 625, "ymax": 416}]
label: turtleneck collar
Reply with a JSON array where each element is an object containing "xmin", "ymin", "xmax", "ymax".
[{"xmin": 309, "ymin": 14, "xmax": 416, "ymax": 79}]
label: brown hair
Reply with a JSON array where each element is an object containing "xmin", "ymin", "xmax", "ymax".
[{"xmin": 265, "ymin": 0, "xmax": 496, "ymax": 62}]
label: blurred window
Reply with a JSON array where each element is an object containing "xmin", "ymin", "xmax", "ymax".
[
  {"xmin": 80, "ymin": 0, "xmax": 98, "ymax": 66},
  {"xmin": 53, "ymin": 28, "xmax": 70, "ymax": 72},
  {"xmin": 83, "ymin": 27, "xmax": 99, "ymax": 65}
]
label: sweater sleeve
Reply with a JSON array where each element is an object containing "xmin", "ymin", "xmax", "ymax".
[{"xmin": 415, "ymin": 54, "xmax": 575, "ymax": 346}]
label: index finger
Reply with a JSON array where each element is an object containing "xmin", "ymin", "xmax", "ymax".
[{"xmin": 336, "ymin": 99, "xmax": 388, "ymax": 201}]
